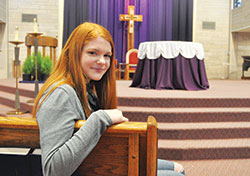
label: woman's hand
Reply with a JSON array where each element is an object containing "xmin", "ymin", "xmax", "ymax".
[
  {"xmin": 104, "ymin": 109, "xmax": 129, "ymax": 124},
  {"xmin": 174, "ymin": 162, "xmax": 185, "ymax": 173}
]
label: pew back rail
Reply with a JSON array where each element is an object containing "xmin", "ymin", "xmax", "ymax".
[{"xmin": 0, "ymin": 116, "xmax": 158, "ymax": 176}]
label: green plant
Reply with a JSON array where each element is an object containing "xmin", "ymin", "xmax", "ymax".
[
  {"xmin": 22, "ymin": 55, "xmax": 34, "ymax": 74},
  {"xmin": 41, "ymin": 56, "xmax": 52, "ymax": 75}
]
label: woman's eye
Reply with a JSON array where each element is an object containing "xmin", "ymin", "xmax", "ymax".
[
  {"xmin": 104, "ymin": 55, "xmax": 112, "ymax": 59},
  {"xmin": 88, "ymin": 51, "xmax": 96, "ymax": 55}
]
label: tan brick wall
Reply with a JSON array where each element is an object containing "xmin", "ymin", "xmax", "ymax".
[
  {"xmin": 0, "ymin": 0, "xmax": 8, "ymax": 79},
  {"xmin": 193, "ymin": 0, "xmax": 231, "ymax": 79},
  {"xmin": 0, "ymin": 0, "xmax": 7, "ymax": 22},
  {"xmin": 232, "ymin": 0, "xmax": 250, "ymax": 31},
  {"xmin": 231, "ymin": 0, "xmax": 250, "ymax": 78}
]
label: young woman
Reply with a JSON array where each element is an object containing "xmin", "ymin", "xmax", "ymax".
[{"xmin": 33, "ymin": 22, "xmax": 185, "ymax": 176}]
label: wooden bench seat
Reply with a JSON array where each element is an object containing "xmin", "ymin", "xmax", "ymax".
[{"xmin": 0, "ymin": 116, "xmax": 158, "ymax": 176}]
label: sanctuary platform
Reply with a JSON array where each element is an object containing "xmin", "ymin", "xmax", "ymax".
[{"xmin": 0, "ymin": 79, "xmax": 250, "ymax": 176}]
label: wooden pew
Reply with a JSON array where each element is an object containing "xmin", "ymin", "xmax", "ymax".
[{"xmin": 0, "ymin": 116, "xmax": 158, "ymax": 176}]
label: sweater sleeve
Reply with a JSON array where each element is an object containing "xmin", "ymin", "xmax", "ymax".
[{"xmin": 36, "ymin": 86, "xmax": 113, "ymax": 176}]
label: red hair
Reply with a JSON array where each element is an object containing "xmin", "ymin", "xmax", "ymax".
[{"xmin": 33, "ymin": 22, "xmax": 117, "ymax": 118}]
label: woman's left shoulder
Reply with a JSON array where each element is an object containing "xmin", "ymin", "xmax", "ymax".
[
  {"xmin": 59, "ymin": 84, "xmax": 76, "ymax": 94},
  {"xmin": 58, "ymin": 84, "xmax": 85, "ymax": 118},
  {"xmin": 56, "ymin": 84, "xmax": 78, "ymax": 100}
]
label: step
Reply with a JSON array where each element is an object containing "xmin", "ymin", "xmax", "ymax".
[
  {"xmin": 0, "ymin": 84, "xmax": 34, "ymax": 99},
  {"xmin": 116, "ymin": 80, "xmax": 250, "ymax": 99},
  {"xmin": 5, "ymin": 82, "xmax": 250, "ymax": 108},
  {"xmin": 158, "ymin": 122, "xmax": 250, "ymax": 139},
  {"xmin": 118, "ymin": 97, "xmax": 250, "ymax": 108},
  {"xmin": 158, "ymin": 138, "xmax": 250, "ymax": 160},
  {"xmin": 119, "ymin": 106, "xmax": 250, "ymax": 122},
  {"xmin": 0, "ymin": 92, "xmax": 33, "ymax": 113}
]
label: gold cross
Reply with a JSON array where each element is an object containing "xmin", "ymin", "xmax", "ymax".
[{"xmin": 120, "ymin": 6, "xmax": 143, "ymax": 51}]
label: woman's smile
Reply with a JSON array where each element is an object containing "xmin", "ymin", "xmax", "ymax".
[{"xmin": 91, "ymin": 67, "xmax": 105, "ymax": 73}]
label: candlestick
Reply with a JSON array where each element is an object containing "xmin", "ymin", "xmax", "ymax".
[
  {"xmin": 7, "ymin": 41, "xmax": 26, "ymax": 115},
  {"xmin": 26, "ymin": 32, "xmax": 43, "ymax": 104},
  {"xmin": 15, "ymin": 26, "xmax": 19, "ymax": 42},
  {"xmin": 34, "ymin": 18, "xmax": 37, "ymax": 33}
]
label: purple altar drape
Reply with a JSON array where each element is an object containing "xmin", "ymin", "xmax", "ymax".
[{"xmin": 130, "ymin": 56, "xmax": 209, "ymax": 90}]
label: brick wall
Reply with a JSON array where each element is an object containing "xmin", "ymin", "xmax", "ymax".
[
  {"xmin": 193, "ymin": 0, "xmax": 231, "ymax": 79},
  {"xmin": 231, "ymin": 0, "xmax": 250, "ymax": 78},
  {"xmin": 0, "ymin": 0, "xmax": 7, "ymax": 22},
  {"xmin": 232, "ymin": 0, "xmax": 250, "ymax": 31},
  {"xmin": 0, "ymin": 0, "xmax": 8, "ymax": 78}
]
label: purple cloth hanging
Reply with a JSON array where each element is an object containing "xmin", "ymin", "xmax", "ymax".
[
  {"xmin": 63, "ymin": 0, "xmax": 193, "ymax": 65},
  {"xmin": 130, "ymin": 55, "xmax": 209, "ymax": 90}
]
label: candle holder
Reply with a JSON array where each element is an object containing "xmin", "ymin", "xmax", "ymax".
[
  {"xmin": 7, "ymin": 41, "xmax": 26, "ymax": 115},
  {"xmin": 26, "ymin": 33, "xmax": 43, "ymax": 104}
]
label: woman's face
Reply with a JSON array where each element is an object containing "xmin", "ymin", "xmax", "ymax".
[{"xmin": 81, "ymin": 37, "xmax": 112, "ymax": 81}]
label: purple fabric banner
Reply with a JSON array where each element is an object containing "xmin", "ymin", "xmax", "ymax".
[
  {"xmin": 88, "ymin": 0, "xmax": 125, "ymax": 63},
  {"xmin": 135, "ymin": 0, "xmax": 173, "ymax": 49},
  {"xmin": 87, "ymin": 0, "xmax": 174, "ymax": 64},
  {"xmin": 122, "ymin": 0, "xmax": 129, "ymax": 63},
  {"xmin": 129, "ymin": 0, "xmax": 135, "ymax": 5},
  {"xmin": 64, "ymin": 0, "xmax": 192, "ymax": 64}
]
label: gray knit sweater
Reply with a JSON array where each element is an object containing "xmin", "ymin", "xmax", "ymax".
[{"xmin": 36, "ymin": 84, "xmax": 113, "ymax": 176}]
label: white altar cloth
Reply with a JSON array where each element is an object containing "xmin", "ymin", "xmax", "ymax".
[{"xmin": 138, "ymin": 41, "xmax": 205, "ymax": 60}]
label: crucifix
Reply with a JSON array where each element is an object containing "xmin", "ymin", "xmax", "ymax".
[{"xmin": 120, "ymin": 6, "xmax": 143, "ymax": 51}]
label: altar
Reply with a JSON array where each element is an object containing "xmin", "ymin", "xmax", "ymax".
[{"xmin": 130, "ymin": 41, "xmax": 209, "ymax": 90}]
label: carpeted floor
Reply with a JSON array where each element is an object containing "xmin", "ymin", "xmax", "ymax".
[{"xmin": 0, "ymin": 79, "xmax": 250, "ymax": 176}]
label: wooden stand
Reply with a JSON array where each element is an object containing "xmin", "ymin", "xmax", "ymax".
[{"xmin": 7, "ymin": 41, "xmax": 26, "ymax": 115}]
